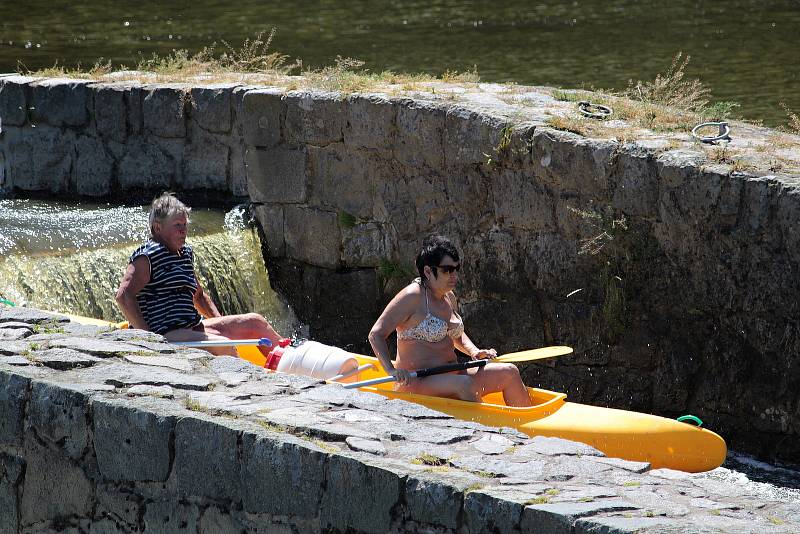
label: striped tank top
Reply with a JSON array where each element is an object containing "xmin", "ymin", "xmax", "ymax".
[{"xmin": 129, "ymin": 239, "xmax": 202, "ymax": 335}]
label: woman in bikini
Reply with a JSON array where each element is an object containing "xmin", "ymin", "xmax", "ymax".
[{"xmin": 368, "ymin": 234, "xmax": 532, "ymax": 407}]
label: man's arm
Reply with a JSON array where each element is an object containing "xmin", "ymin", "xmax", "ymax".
[
  {"xmin": 115, "ymin": 256, "xmax": 151, "ymax": 330},
  {"xmin": 192, "ymin": 276, "xmax": 222, "ymax": 319}
]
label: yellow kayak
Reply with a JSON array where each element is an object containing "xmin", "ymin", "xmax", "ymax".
[
  {"xmin": 46, "ymin": 310, "xmax": 725, "ymax": 473},
  {"xmin": 235, "ymin": 345, "xmax": 726, "ymax": 473}
]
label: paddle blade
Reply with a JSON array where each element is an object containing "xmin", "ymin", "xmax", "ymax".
[{"xmin": 497, "ymin": 346, "xmax": 573, "ymax": 363}]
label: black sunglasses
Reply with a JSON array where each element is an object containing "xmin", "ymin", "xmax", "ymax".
[{"xmin": 434, "ymin": 264, "xmax": 460, "ymax": 274}]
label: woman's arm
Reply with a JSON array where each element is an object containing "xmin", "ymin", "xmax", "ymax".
[
  {"xmin": 449, "ymin": 292, "xmax": 497, "ymax": 360},
  {"xmin": 368, "ymin": 288, "xmax": 416, "ymax": 381},
  {"xmin": 115, "ymin": 256, "xmax": 151, "ymax": 330}
]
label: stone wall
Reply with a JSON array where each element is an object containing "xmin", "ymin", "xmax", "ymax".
[
  {"xmin": 1, "ymin": 306, "xmax": 798, "ymax": 533},
  {"xmin": 2, "ymin": 75, "xmax": 800, "ymax": 465}
]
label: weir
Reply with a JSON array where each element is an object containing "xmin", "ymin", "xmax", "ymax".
[
  {"xmin": 0, "ymin": 201, "xmax": 298, "ymax": 334},
  {"xmin": 1, "ymin": 74, "xmax": 800, "ymax": 531}
]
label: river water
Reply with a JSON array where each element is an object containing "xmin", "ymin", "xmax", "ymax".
[
  {"xmin": 0, "ymin": 199, "xmax": 798, "ymax": 503},
  {"xmin": 0, "ymin": 0, "xmax": 798, "ymax": 126}
]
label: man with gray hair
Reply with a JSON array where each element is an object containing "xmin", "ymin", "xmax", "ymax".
[{"xmin": 116, "ymin": 192, "xmax": 282, "ymax": 356}]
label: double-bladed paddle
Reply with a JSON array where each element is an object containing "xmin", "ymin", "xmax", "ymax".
[{"xmin": 341, "ymin": 345, "xmax": 573, "ymax": 389}]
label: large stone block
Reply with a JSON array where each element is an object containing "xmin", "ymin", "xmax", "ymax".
[
  {"xmin": 93, "ymin": 83, "xmax": 128, "ymax": 143},
  {"xmin": 530, "ymin": 129, "xmax": 616, "ymax": 198},
  {"xmin": 190, "ymin": 84, "xmax": 237, "ymax": 133},
  {"xmin": 404, "ymin": 476, "xmax": 462, "ymax": 530},
  {"xmin": 492, "ymin": 169, "xmax": 556, "ymax": 231},
  {"xmin": 246, "ymin": 146, "xmax": 307, "ymax": 203},
  {"xmin": 0, "ymin": 76, "xmax": 35, "ymax": 126},
  {"xmin": 610, "ymin": 151, "xmax": 658, "ymax": 216},
  {"xmin": 181, "ymin": 133, "xmax": 229, "ymax": 190},
  {"xmin": 126, "ymin": 85, "xmax": 144, "ymax": 135},
  {"xmin": 283, "ymin": 206, "xmax": 340, "ymax": 268},
  {"xmin": 520, "ymin": 499, "xmax": 640, "ymax": 532},
  {"xmin": 319, "ymin": 455, "xmax": 400, "ymax": 534},
  {"xmin": 394, "ymin": 99, "xmax": 445, "ymax": 170},
  {"xmin": 463, "ymin": 490, "xmax": 524, "ymax": 533},
  {"xmin": 443, "ymin": 106, "xmax": 508, "ymax": 168},
  {"xmin": 284, "ymin": 91, "xmax": 346, "ymax": 146},
  {"xmin": 30, "ymin": 78, "xmax": 91, "ymax": 127},
  {"xmin": 229, "ymin": 142, "xmax": 248, "ymax": 197},
  {"xmin": 3, "ymin": 125, "xmax": 73, "ymax": 193},
  {"xmin": 143, "ymin": 501, "xmax": 200, "ymax": 534},
  {"xmin": 344, "ymin": 95, "xmax": 396, "ymax": 151},
  {"xmin": 118, "ymin": 138, "xmax": 177, "ymax": 190},
  {"xmin": 307, "ymin": 144, "xmax": 377, "ymax": 218},
  {"xmin": 175, "ymin": 416, "xmax": 241, "ymax": 501},
  {"xmin": 0, "ymin": 372, "xmax": 29, "ymax": 446},
  {"xmin": 253, "ymin": 204, "xmax": 285, "ymax": 257},
  {"xmin": 74, "ymin": 135, "xmax": 113, "ymax": 196},
  {"xmin": 95, "ymin": 483, "xmax": 142, "ymax": 529},
  {"xmin": 0, "ymin": 453, "xmax": 24, "ymax": 534},
  {"xmin": 342, "ymin": 222, "xmax": 392, "ymax": 267},
  {"xmin": 93, "ymin": 399, "xmax": 175, "ymax": 482},
  {"xmin": 28, "ymin": 382, "xmax": 90, "ymax": 459},
  {"xmin": 143, "ymin": 84, "xmax": 188, "ymax": 138},
  {"xmin": 240, "ymin": 432, "xmax": 327, "ymax": 517},
  {"xmin": 20, "ymin": 438, "xmax": 93, "ymax": 524},
  {"xmin": 242, "ymin": 88, "xmax": 284, "ymax": 147}
]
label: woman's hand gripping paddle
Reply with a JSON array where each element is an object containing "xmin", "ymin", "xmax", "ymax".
[{"xmin": 341, "ymin": 345, "xmax": 573, "ymax": 389}]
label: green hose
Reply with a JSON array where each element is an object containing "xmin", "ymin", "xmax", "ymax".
[
  {"xmin": 0, "ymin": 298, "xmax": 15, "ymax": 307},
  {"xmin": 676, "ymin": 415, "xmax": 703, "ymax": 427}
]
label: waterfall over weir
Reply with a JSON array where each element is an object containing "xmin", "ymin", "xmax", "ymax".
[{"xmin": 0, "ymin": 199, "xmax": 299, "ymax": 335}]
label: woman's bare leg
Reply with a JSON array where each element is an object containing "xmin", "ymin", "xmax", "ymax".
[
  {"xmin": 402, "ymin": 373, "xmax": 481, "ymax": 402},
  {"xmin": 468, "ymin": 362, "xmax": 531, "ymax": 407}
]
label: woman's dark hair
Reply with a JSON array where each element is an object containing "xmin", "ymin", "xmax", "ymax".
[{"xmin": 415, "ymin": 234, "xmax": 460, "ymax": 282}]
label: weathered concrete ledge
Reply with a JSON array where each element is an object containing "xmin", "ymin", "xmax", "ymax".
[
  {"xmin": 2, "ymin": 75, "xmax": 800, "ymax": 466},
  {"xmin": 0, "ymin": 306, "xmax": 798, "ymax": 533}
]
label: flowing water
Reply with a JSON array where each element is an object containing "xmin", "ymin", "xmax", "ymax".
[
  {"xmin": 0, "ymin": 199, "xmax": 299, "ymax": 335},
  {"xmin": 0, "ymin": 0, "xmax": 798, "ymax": 126}
]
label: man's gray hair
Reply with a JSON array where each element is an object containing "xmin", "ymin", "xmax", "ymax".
[{"xmin": 149, "ymin": 192, "xmax": 191, "ymax": 236}]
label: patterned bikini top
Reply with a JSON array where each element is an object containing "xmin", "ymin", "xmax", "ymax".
[{"xmin": 397, "ymin": 280, "xmax": 465, "ymax": 343}]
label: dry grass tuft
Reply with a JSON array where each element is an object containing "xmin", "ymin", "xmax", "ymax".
[
  {"xmin": 19, "ymin": 59, "xmax": 113, "ymax": 79},
  {"xmin": 782, "ymin": 103, "xmax": 800, "ymax": 134},
  {"xmin": 626, "ymin": 52, "xmax": 710, "ymax": 112}
]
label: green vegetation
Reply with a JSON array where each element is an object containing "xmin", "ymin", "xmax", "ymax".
[
  {"xmin": 32, "ymin": 321, "xmax": 65, "ymax": 335},
  {"xmin": 525, "ymin": 496, "xmax": 550, "ymax": 505},
  {"xmin": 464, "ymin": 483, "xmax": 485, "ymax": 494},
  {"xmin": 782, "ymin": 103, "xmax": 800, "ymax": 134},
  {"xmin": 484, "ymin": 124, "xmax": 514, "ymax": 167},
  {"xmin": 257, "ymin": 420, "xmax": 289, "ymax": 433},
  {"xmin": 411, "ymin": 453, "xmax": 447, "ymax": 467},
  {"xmin": 377, "ymin": 259, "xmax": 415, "ymax": 289},
  {"xmin": 337, "ymin": 210, "xmax": 358, "ymax": 229}
]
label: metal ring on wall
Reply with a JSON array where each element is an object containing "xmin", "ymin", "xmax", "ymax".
[
  {"xmin": 578, "ymin": 100, "xmax": 613, "ymax": 119},
  {"xmin": 691, "ymin": 121, "xmax": 731, "ymax": 143}
]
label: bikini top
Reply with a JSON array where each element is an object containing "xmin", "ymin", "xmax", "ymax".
[{"xmin": 397, "ymin": 279, "xmax": 465, "ymax": 343}]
